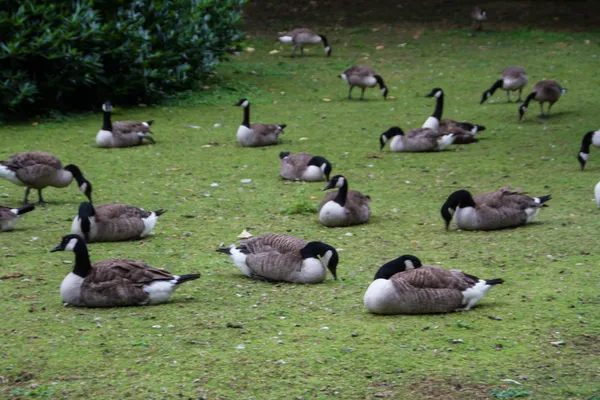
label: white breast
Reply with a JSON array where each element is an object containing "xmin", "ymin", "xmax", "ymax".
[
  {"xmin": 502, "ymin": 77, "xmax": 523, "ymax": 90},
  {"xmin": 295, "ymin": 258, "xmax": 327, "ymax": 283},
  {"xmin": 364, "ymin": 76, "xmax": 377, "ymax": 87},
  {"xmin": 364, "ymin": 279, "xmax": 398, "ymax": 314},
  {"xmin": 592, "ymin": 131, "xmax": 600, "ymax": 147},
  {"xmin": 96, "ymin": 130, "xmax": 115, "ymax": 148},
  {"xmin": 388, "ymin": 135, "xmax": 405, "ymax": 152},
  {"xmin": 319, "ymin": 201, "xmax": 348, "ymax": 227},
  {"xmin": 236, "ymin": 125, "xmax": 255, "ymax": 146},
  {"xmin": 454, "ymin": 207, "xmax": 479, "ymax": 230},
  {"xmin": 302, "ymin": 165, "xmax": 325, "ymax": 181},
  {"xmin": 0, "ymin": 217, "xmax": 18, "ymax": 232},
  {"xmin": 422, "ymin": 116, "xmax": 439, "ymax": 130},
  {"xmin": 60, "ymin": 272, "xmax": 84, "ymax": 305}
]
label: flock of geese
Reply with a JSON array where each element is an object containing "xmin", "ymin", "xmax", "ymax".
[{"xmin": 0, "ymin": 24, "xmax": 594, "ymax": 316}]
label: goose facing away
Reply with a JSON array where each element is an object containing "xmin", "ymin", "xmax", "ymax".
[
  {"xmin": 0, "ymin": 152, "xmax": 92, "ymax": 204},
  {"xmin": 51, "ymin": 234, "xmax": 200, "ymax": 307},
  {"xmin": 380, "ymin": 127, "xmax": 455, "ymax": 152},
  {"xmin": 364, "ymin": 255, "xmax": 504, "ymax": 314},
  {"xmin": 233, "ymin": 99, "xmax": 286, "ymax": 147},
  {"xmin": 0, "ymin": 204, "xmax": 34, "ymax": 232},
  {"xmin": 71, "ymin": 202, "xmax": 166, "ymax": 242},
  {"xmin": 471, "ymin": 7, "xmax": 487, "ymax": 31},
  {"xmin": 480, "ymin": 67, "xmax": 528, "ymax": 104},
  {"xmin": 518, "ymin": 80, "xmax": 565, "ymax": 121},
  {"xmin": 577, "ymin": 130, "xmax": 600, "ymax": 170},
  {"xmin": 278, "ymin": 28, "xmax": 331, "ymax": 57},
  {"xmin": 319, "ymin": 175, "xmax": 371, "ymax": 227},
  {"xmin": 340, "ymin": 66, "xmax": 388, "ymax": 100},
  {"xmin": 96, "ymin": 101, "xmax": 156, "ymax": 148},
  {"xmin": 279, "ymin": 152, "xmax": 332, "ymax": 182},
  {"xmin": 216, "ymin": 233, "xmax": 338, "ymax": 283},
  {"xmin": 441, "ymin": 187, "xmax": 551, "ymax": 231}
]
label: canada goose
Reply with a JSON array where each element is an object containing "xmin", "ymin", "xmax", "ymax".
[
  {"xmin": 319, "ymin": 175, "xmax": 371, "ymax": 227},
  {"xmin": 441, "ymin": 186, "xmax": 552, "ymax": 231},
  {"xmin": 480, "ymin": 66, "xmax": 529, "ymax": 104},
  {"xmin": 471, "ymin": 7, "xmax": 487, "ymax": 31},
  {"xmin": 51, "ymin": 234, "xmax": 200, "ymax": 307},
  {"xmin": 233, "ymin": 99, "xmax": 286, "ymax": 147},
  {"xmin": 438, "ymin": 120, "xmax": 487, "ymax": 144},
  {"xmin": 595, "ymin": 182, "xmax": 600, "ymax": 207},
  {"xmin": 364, "ymin": 255, "xmax": 504, "ymax": 314},
  {"xmin": 278, "ymin": 28, "xmax": 331, "ymax": 58},
  {"xmin": 96, "ymin": 101, "xmax": 155, "ymax": 148},
  {"xmin": 339, "ymin": 66, "xmax": 388, "ymax": 101},
  {"xmin": 577, "ymin": 130, "xmax": 600, "ymax": 170},
  {"xmin": 71, "ymin": 202, "xmax": 165, "ymax": 242},
  {"xmin": 0, "ymin": 204, "xmax": 34, "ymax": 232},
  {"xmin": 279, "ymin": 152, "xmax": 332, "ymax": 182},
  {"xmin": 422, "ymin": 87, "xmax": 445, "ymax": 130},
  {"xmin": 216, "ymin": 233, "xmax": 338, "ymax": 283},
  {"xmin": 518, "ymin": 80, "xmax": 565, "ymax": 121},
  {"xmin": 379, "ymin": 127, "xmax": 455, "ymax": 152},
  {"xmin": 0, "ymin": 152, "xmax": 92, "ymax": 204}
]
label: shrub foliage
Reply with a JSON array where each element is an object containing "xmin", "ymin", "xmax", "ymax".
[{"xmin": 0, "ymin": 0, "xmax": 244, "ymax": 116}]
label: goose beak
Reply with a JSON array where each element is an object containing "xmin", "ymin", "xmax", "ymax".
[{"xmin": 50, "ymin": 245, "xmax": 62, "ymax": 253}]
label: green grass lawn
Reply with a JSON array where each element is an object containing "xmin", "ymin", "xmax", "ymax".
[{"xmin": 1, "ymin": 27, "xmax": 600, "ymax": 399}]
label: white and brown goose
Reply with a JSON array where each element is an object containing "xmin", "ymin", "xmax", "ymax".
[
  {"xmin": 441, "ymin": 186, "xmax": 551, "ymax": 231},
  {"xmin": 0, "ymin": 204, "xmax": 34, "ymax": 232},
  {"xmin": 233, "ymin": 98, "xmax": 286, "ymax": 147},
  {"xmin": 480, "ymin": 66, "xmax": 529, "ymax": 104},
  {"xmin": 216, "ymin": 233, "xmax": 338, "ymax": 283},
  {"xmin": 278, "ymin": 28, "xmax": 332, "ymax": 58},
  {"xmin": 319, "ymin": 175, "xmax": 371, "ymax": 227},
  {"xmin": 518, "ymin": 80, "xmax": 565, "ymax": 121},
  {"xmin": 379, "ymin": 126, "xmax": 455, "ymax": 152},
  {"xmin": 577, "ymin": 129, "xmax": 600, "ymax": 170},
  {"xmin": 279, "ymin": 152, "xmax": 332, "ymax": 182},
  {"xmin": 339, "ymin": 65, "xmax": 388, "ymax": 101},
  {"xmin": 50, "ymin": 234, "xmax": 200, "ymax": 307},
  {"xmin": 71, "ymin": 202, "xmax": 165, "ymax": 242},
  {"xmin": 96, "ymin": 101, "xmax": 156, "ymax": 148},
  {"xmin": 364, "ymin": 255, "xmax": 504, "ymax": 314},
  {"xmin": 0, "ymin": 151, "xmax": 92, "ymax": 204}
]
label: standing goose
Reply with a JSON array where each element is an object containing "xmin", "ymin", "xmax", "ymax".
[
  {"xmin": 339, "ymin": 65, "xmax": 388, "ymax": 101},
  {"xmin": 471, "ymin": 6, "xmax": 487, "ymax": 31},
  {"xmin": 233, "ymin": 99, "xmax": 286, "ymax": 147},
  {"xmin": 51, "ymin": 234, "xmax": 200, "ymax": 307},
  {"xmin": 364, "ymin": 255, "xmax": 504, "ymax": 314},
  {"xmin": 96, "ymin": 101, "xmax": 156, "ymax": 148},
  {"xmin": 71, "ymin": 202, "xmax": 166, "ymax": 243},
  {"xmin": 279, "ymin": 152, "xmax": 332, "ymax": 182},
  {"xmin": 216, "ymin": 233, "xmax": 338, "ymax": 283},
  {"xmin": 577, "ymin": 130, "xmax": 600, "ymax": 170},
  {"xmin": 319, "ymin": 175, "xmax": 371, "ymax": 227},
  {"xmin": 518, "ymin": 80, "xmax": 565, "ymax": 120},
  {"xmin": 480, "ymin": 66, "xmax": 529, "ymax": 104},
  {"xmin": 0, "ymin": 204, "xmax": 34, "ymax": 232},
  {"xmin": 379, "ymin": 127, "xmax": 455, "ymax": 152},
  {"xmin": 441, "ymin": 186, "xmax": 552, "ymax": 231},
  {"xmin": 278, "ymin": 28, "xmax": 332, "ymax": 58},
  {"xmin": 0, "ymin": 152, "xmax": 92, "ymax": 204}
]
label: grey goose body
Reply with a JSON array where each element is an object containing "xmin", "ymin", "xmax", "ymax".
[
  {"xmin": 217, "ymin": 233, "xmax": 338, "ymax": 283},
  {"xmin": 278, "ymin": 28, "xmax": 331, "ymax": 57},
  {"xmin": 96, "ymin": 101, "xmax": 155, "ymax": 148},
  {"xmin": 380, "ymin": 127, "xmax": 455, "ymax": 152},
  {"xmin": 480, "ymin": 66, "xmax": 529, "ymax": 104},
  {"xmin": 279, "ymin": 152, "xmax": 332, "ymax": 182},
  {"xmin": 51, "ymin": 234, "xmax": 200, "ymax": 307},
  {"xmin": 519, "ymin": 80, "xmax": 564, "ymax": 121},
  {"xmin": 0, "ymin": 204, "xmax": 34, "ymax": 232},
  {"xmin": 441, "ymin": 186, "xmax": 551, "ymax": 231},
  {"xmin": 0, "ymin": 151, "xmax": 92, "ymax": 204},
  {"xmin": 234, "ymin": 99, "xmax": 285, "ymax": 147},
  {"xmin": 71, "ymin": 202, "xmax": 165, "ymax": 242},
  {"xmin": 364, "ymin": 255, "xmax": 504, "ymax": 314},
  {"xmin": 319, "ymin": 175, "xmax": 371, "ymax": 227},
  {"xmin": 340, "ymin": 65, "xmax": 388, "ymax": 100}
]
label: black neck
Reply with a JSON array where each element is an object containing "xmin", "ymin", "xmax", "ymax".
[
  {"xmin": 242, "ymin": 105, "xmax": 250, "ymax": 128},
  {"xmin": 581, "ymin": 131, "xmax": 593, "ymax": 153},
  {"xmin": 432, "ymin": 93, "xmax": 444, "ymax": 120},
  {"xmin": 488, "ymin": 79, "xmax": 503, "ymax": 95},
  {"xmin": 522, "ymin": 92, "xmax": 537, "ymax": 108},
  {"xmin": 374, "ymin": 75, "xmax": 386, "ymax": 89},
  {"xmin": 102, "ymin": 110, "xmax": 112, "ymax": 131},
  {"xmin": 318, "ymin": 34, "xmax": 329, "ymax": 48},
  {"xmin": 80, "ymin": 216, "xmax": 91, "ymax": 241},
  {"xmin": 73, "ymin": 242, "xmax": 92, "ymax": 278},
  {"xmin": 333, "ymin": 180, "xmax": 348, "ymax": 207}
]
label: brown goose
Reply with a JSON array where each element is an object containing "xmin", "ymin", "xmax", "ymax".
[
  {"xmin": 0, "ymin": 152, "xmax": 92, "ymax": 204},
  {"xmin": 216, "ymin": 233, "xmax": 338, "ymax": 283},
  {"xmin": 480, "ymin": 66, "xmax": 529, "ymax": 104},
  {"xmin": 518, "ymin": 80, "xmax": 565, "ymax": 120},
  {"xmin": 233, "ymin": 99, "xmax": 286, "ymax": 147},
  {"xmin": 0, "ymin": 204, "xmax": 34, "ymax": 232},
  {"xmin": 364, "ymin": 255, "xmax": 504, "ymax": 314},
  {"xmin": 278, "ymin": 28, "xmax": 331, "ymax": 57},
  {"xmin": 279, "ymin": 152, "xmax": 332, "ymax": 182},
  {"xmin": 471, "ymin": 6, "xmax": 487, "ymax": 31},
  {"xmin": 50, "ymin": 234, "xmax": 200, "ymax": 307},
  {"xmin": 71, "ymin": 202, "xmax": 165, "ymax": 242},
  {"xmin": 380, "ymin": 127, "xmax": 455, "ymax": 152},
  {"xmin": 96, "ymin": 101, "xmax": 155, "ymax": 148},
  {"xmin": 441, "ymin": 186, "xmax": 551, "ymax": 231},
  {"xmin": 339, "ymin": 65, "xmax": 388, "ymax": 100},
  {"xmin": 319, "ymin": 175, "xmax": 371, "ymax": 227}
]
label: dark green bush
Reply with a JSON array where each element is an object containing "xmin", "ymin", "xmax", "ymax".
[{"xmin": 0, "ymin": 0, "xmax": 244, "ymax": 117}]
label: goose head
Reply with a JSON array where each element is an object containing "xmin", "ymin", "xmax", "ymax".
[
  {"xmin": 51, "ymin": 234, "xmax": 86, "ymax": 253},
  {"xmin": 301, "ymin": 241, "xmax": 339, "ymax": 280},
  {"xmin": 379, "ymin": 127, "xmax": 404, "ymax": 150},
  {"xmin": 441, "ymin": 190, "xmax": 476, "ymax": 229},
  {"xmin": 233, "ymin": 98, "xmax": 249, "ymax": 108},
  {"xmin": 425, "ymin": 87, "xmax": 444, "ymax": 98},
  {"xmin": 323, "ymin": 175, "xmax": 346, "ymax": 191},
  {"xmin": 373, "ymin": 255, "xmax": 423, "ymax": 280},
  {"xmin": 64, "ymin": 165, "xmax": 92, "ymax": 203},
  {"xmin": 102, "ymin": 101, "xmax": 113, "ymax": 113},
  {"xmin": 308, "ymin": 156, "xmax": 332, "ymax": 181}
]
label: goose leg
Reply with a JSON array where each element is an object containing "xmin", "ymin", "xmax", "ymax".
[
  {"xmin": 300, "ymin": 46, "xmax": 304, "ymax": 56},
  {"xmin": 506, "ymin": 91, "xmax": 511, "ymax": 103},
  {"xmin": 538, "ymin": 103, "xmax": 548, "ymax": 119},
  {"xmin": 360, "ymin": 88, "xmax": 366, "ymax": 101},
  {"xmin": 516, "ymin": 88, "xmax": 523, "ymax": 103},
  {"xmin": 547, "ymin": 103, "xmax": 554, "ymax": 117},
  {"xmin": 37, "ymin": 189, "xmax": 47, "ymax": 204},
  {"xmin": 23, "ymin": 187, "xmax": 31, "ymax": 205},
  {"xmin": 291, "ymin": 45, "xmax": 299, "ymax": 58},
  {"xmin": 348, "ymin": 86, "xmax": 354, "ymax": 100}
]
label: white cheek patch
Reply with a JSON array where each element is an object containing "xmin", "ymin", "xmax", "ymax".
[
  {"xmin": 404, "ymin": 260, "xmax": 415, "ymax": 270},
  {"xmin": 340, "ymin": 73, "xmax": 348, "ymax": 83},
  {"xmin": 320, "ymin": 164, "xmax": 327, "ymax": 172},
  {"xmin": 434, "ymin": 90, "xmax": 442, "ymax": 98},
  {"xmin": 142, "ymin": 122, "xmax": 149, "ymax": 128},
  {"xmin": 381, "ymin": 135, "xmax": 389, "ymax": 144},
  {"xmin": 336, "ymin": 177, "xmax": 345, "ymax": 188},
  {"xmin": 241, "ymin": 100, "xmax": 249, "ymax": 108},
  {"xmin": 324, "ymin": 46, "xmax": 331, "ymax": 53},
  {"xmin": 79, "ymin": 182, "xmax": 88, "ymax": 194},
  {"xmin": 579, "ymin": 152, "xmax": 589, "ymax": 161},
  {"xmin": 65, "ymin": 238, "xmax": 79, "ymax": 251},
  {"xmin": 320, "ymin": 250, "xmax": 333, "ymax": 267}
]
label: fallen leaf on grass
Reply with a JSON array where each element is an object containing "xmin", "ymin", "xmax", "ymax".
[
  {"xmin": 238, "ymin": 229, "xmax": 252, "ymax": 239},
  {"xmin": 322, "ymin": 98, "xmax": 331, "ymax": 102},
  {"xmin": 269, "ymin": 50, "xmax": 279, "ymax": 55},
  {"xmin": 376, "ymin": 45, "xmax": 384, "ymax": 50},
  {"xmin": 1, "ymin": 272, "xmax": 23, "ymax": 280}
]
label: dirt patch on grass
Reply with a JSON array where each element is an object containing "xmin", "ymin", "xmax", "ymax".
[{"xmin": 369, "ymin": 377, "xmax": 496, "ymax": 399}]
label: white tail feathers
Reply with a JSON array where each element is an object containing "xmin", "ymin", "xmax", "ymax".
[
  {"xmin": 278, "ymin": 36, "xmax": 293, "ymax": 43},
  {"xmin": 438, "ymin": 134, "xmax": 455, "ymax": 150},
  {"xmin": 0, "ymin": 165, "xmax": 23, "ymax": 186}
]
